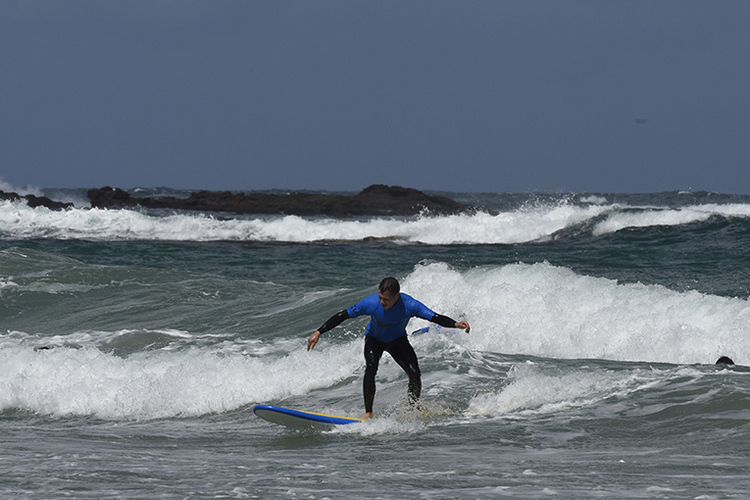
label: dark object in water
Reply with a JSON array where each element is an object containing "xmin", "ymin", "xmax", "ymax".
[
  {"xmin": 716, "ymin": 356, "xmax": 735, "ymax": 365},
  {"xmin": 0, "ymin": 190, "xmax": 73, "ymax": 210},
  {"xmin": 87, "ymin": 184, "xmax": 480, "ymax": 217}
]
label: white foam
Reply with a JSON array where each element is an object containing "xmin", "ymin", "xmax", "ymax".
[
  {"xmin": 0, "ymin": 329, "xmax": 192, "ymax": 350},
  {"xmin": 0, "ymin": 177, "xmax": 42, "ymax": 197},
  {"xmin": 4, "ymin": 199, "xmax": 750, "ymax": 243},
  {"xmin": 401, "ymin": 261, "xmax": 750, "ymax": 365},
  {"xmin": 0, "ymin": 277, "xmax": 19, "ymax": 293},
  {"xmin": 329, "ymin": 417, "xmax": 426, "ymax": 436},
  {"xmin": 0, "ymin": 200, "xmax": 610, "ymax": 244},
  {"xmin": 0, "ymin": 340, "xmax": 362, "ymax": 420},
  {"xmin": 593, "ymin": 203, "xmax": 750, "ymax": 235},
  {"xmin": 466, "ymin": 363, "xmax": 663, "ymax": 416}
]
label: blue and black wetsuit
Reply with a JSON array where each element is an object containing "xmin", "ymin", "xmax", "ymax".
[{"xmin": 316, "ymin": 292, "xmax": 460, "ymax": 413}]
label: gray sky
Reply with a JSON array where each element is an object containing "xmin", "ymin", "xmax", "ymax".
[{"xmin": 1, "ymin": 1, "xmax": 748, "ymax": 193}]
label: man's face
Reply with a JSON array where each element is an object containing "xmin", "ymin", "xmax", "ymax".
[{"xmin": 378, "ymin": 291, "xmax": 400, "ymax": 310}]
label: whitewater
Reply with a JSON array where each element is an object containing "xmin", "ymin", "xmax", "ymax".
[{"xmin": 3, "ymin": 192, "xmax": 750, "ymax": 244}]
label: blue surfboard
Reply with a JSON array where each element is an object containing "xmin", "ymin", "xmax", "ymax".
[{"xmin": 253, "ymin": 404, "xmax": 364, "ymax": 430}]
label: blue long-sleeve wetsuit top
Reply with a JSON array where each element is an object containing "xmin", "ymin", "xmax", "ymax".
[{"xmin": 346, "ymin": 293, "xmax": 436, "ymax": 343}]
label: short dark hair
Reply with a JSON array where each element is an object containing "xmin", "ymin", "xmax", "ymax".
[{"xmin": 379, "ymin": 277, "xmax": 400, "ymax": 295}]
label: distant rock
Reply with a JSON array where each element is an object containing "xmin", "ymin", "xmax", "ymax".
[
  {"xmin": 87, "ymin": 185, "xmax": 477, "ymax": 216},
  {"xmin": 0, "ymin": 190, "xmax": 73, "ymax": 210}
]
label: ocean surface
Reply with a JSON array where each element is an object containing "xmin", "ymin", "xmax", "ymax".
[{"xmin": 2, "ymin": 187, "xmax": 750, "ymax": 499}]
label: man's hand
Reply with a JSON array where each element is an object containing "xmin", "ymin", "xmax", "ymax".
[
  {"xmin": 455, "ymin": 321, "xmax": 470, "ymax": 333},
  {"xmin": 307, "ymin": 330, "xmax": 322, "ymax": 351}
]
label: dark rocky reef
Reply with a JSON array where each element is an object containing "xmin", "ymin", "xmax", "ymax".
[
  {"xmin": 0, "ymin": 190, "xmax": 73, "ymax": 210},
  {"xmin": 87, "ymin": 184, "xmax": 476, "ymax": 217}
]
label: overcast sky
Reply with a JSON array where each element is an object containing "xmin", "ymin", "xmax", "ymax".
[{"xmin": 1, "ymin": 1, "xmax": 748, "ymax": 193}]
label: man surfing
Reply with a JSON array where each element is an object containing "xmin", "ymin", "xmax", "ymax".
[{"xmin": 307, "ymin": 277, "xmax": 470, "ymax": 419}]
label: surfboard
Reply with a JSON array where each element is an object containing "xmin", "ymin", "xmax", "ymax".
[{"xmin": 253, "ymin": 404, "xmax": 364, "ymax": 430}]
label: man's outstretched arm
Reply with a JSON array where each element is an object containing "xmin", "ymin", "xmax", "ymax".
[
  {"xmin": 307, "ymin": 310, "xmax": 350, "ymax": 350},
  {"xmin": 431, "ymin": 313, "xmax": 470, "ymax": 333}
]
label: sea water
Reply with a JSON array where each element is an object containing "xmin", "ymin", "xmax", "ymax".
[{"xmin": 2, "ymin": 188, "xmax": 750, "ymax": 498}]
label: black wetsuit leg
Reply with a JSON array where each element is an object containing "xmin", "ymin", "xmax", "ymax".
[
  {"xmin": 363, "ymin": 335, "xmax": 422, "ymax": 412},
  {"xmin": 386, "ymin": 336, "xmax": 422, "ymax": 407},
  {"xmin": 363, "ymin": 336, "xmax": 385, "ymax": 413}
]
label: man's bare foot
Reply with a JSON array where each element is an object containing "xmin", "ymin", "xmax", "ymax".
[{"xmin": 363, "ymin": 412, "xmax": 374, "ymax": 420}]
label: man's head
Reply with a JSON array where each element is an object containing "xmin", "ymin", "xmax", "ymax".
[{"xmin": 378, "ymin": 277, "xmax": 400, "ymax": 310}]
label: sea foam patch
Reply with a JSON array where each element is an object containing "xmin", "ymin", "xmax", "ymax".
[
  {"xmin": 0, "ymin": 200, "xmax": 607, "ymax": 244},
  {"xmin": 401, "ymin": 261, "xmax": 750, "ymax": 365},
  {"xmin": 4, "ymin": 198, "xmax": 750, "ymax": 244},
  {"xmin": 593, "ymin": 203, "xmax": 750, "ymax": 235},
  {"xmin": 466, "ymin": 363, "xmax": 661, "ymax": 416},
  {"xmin": 0, "ymin": 339, "xmax": 362, "ymax": 420}
]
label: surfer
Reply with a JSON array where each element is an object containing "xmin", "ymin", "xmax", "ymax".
[{"xmin": 307, "ymin": 277, "xmax": 470, "ymax": 419}]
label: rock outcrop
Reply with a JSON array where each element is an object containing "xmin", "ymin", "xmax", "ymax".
[
  {"xmin": 0, "ymin": 191, "xmax": 73, "ymax": 210},
  {"xmin": 87, "ymin": 184, "xmax": 475, "ymax": 216}
]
